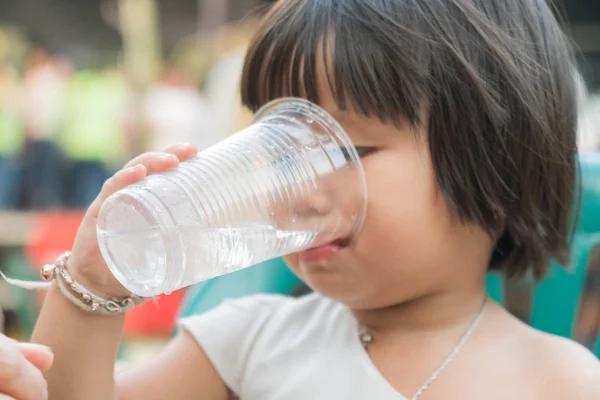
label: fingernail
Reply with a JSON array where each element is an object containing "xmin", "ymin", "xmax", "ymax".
[
  {"xmin": 39, "ymin": 344, "xmax": 54, "ymax": 357},
  {"xmin": 173, "ymin": 142, "xmax": 193, "ymax": 151},
  {"xmin": 42, "ymin": 387, "xmax": 48, "ymax": 400},
  {"xmin": 18, "ymin": 343, "xmax": 54, "ymax": 356},
  {"xmin": 159, "ymin": 153, "xmax": 178, "ymax": 160},
  {"xmin": 127, "ymin": 164, "xmax": 145, "ymax": 172}
]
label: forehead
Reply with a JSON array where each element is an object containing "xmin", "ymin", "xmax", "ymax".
[
  {"xmin": 312, "ymin": 42, "xmax": 342, "ymax": 115},
  {"xmin": 310, "ymin": 49, "xmax": 413, "ymax": 139}
]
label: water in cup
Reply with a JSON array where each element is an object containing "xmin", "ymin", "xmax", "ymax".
[
  {"xmin": 97, "ymin": 98, "xmax": 367, "ymax": 297},
  {"xmin": 97, "ymin": 224, "xmax": 317, "ymax": 295}
]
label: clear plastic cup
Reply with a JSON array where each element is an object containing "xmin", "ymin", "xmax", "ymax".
[{"xmin": 97, "ymin": 97, "xmax": 367, "ymax": 296}]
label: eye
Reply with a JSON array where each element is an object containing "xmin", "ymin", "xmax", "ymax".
[
  {"xmin": 341, "ymin": 146, "xmax": 377, "ymax": 160},
  {"xmin": 355, "ymin": 147, "xmax": 376, "ymax": 158}
]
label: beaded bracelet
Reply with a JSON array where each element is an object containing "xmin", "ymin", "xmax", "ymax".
[{"xmin": 40, "ymin": 251, "xmax": 146, "ymax": 315}]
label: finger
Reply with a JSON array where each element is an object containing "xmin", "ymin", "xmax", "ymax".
[
  {"xmin": 87, "ymin": 164, "xmax": 147, "ymax": 214},
  {"xmin": 122, "ymin": 143, "xmax": 197, "ymax": 172},
  {"xmin": 123, "ymin": 152, "xmax": 180, "ymax": 173},
  {"xmin": 0, "ymin": 394, "xmax": 16, "ymax": 400},
  {"xmin": 163, "ymin": 142, "xmax": 198, "ymax": 161},
  {"xmin": 16, "ymin": 343, "xmax": 53, "ymax": 373},
  {"xmin": 91, "ymin": 144, "xmax": 198, "ymax": 215},
  {"xmin": 0, "ymin": 347, "xmax": 48, "ymax": 400}
]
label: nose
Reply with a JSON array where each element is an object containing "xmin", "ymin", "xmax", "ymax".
[
  {"xmin": 293, "ymin": 189, "xmax": 333, "ymax": 218},
  {"xmin": 266, "ymin": 162, "xmax": 365, "ymax": 246}
]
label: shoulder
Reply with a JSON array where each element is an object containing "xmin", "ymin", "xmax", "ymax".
[
  {"xmin": 485, "ymin": 306, "xmax": 599, "ymax": 399},
  {"xmin": 177, "ymin": 293, "xmax": 348, "ymax": 395},
  {"xmin": 524, "ymin": 329, "xmax": 600, "ymax": 399},
  {"xmin": 186, "ymin": 291, "xmax": 336, "ymax": 314},
  {"xmin": 179, "ymin": 293, "xmax": 294, "ymax": 334},
  {"xmin": 179, "ymin": 292, "xmax": 343, "ymax": 341}
]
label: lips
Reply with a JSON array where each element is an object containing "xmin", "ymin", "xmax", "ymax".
[{"xmin": 298, "ymin": 238, "xmax": 350, "ymax": 263}]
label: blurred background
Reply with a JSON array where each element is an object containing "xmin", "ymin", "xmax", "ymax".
[{"xmin": 0, "ymin": 0, "xmax": 598, "ymax": 364}]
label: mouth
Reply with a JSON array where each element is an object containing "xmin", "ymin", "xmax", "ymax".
[
  {"xmin": 332, "ymin": 237, "xmax": 350, "ymax": 248},
  {"xmin": 298, "ymin": 237, "xmax": 351, "ymax": 263}
]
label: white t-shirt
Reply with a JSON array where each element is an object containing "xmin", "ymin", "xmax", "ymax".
[{"xmin": 179, "ymin": 293, "xmax": 408, "ymax": 399}]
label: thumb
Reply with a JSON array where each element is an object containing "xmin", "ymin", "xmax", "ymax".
[{"xmin": 16, "ymin": 343, "xmax": 54, "ymax": 372}]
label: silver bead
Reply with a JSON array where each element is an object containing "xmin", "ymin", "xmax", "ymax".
[
  {"xmin": 358, "ymin": 327, "xmax": 373, "ymax": 348},
  {"xmin": 40, "ymin": 265, "xmax": 55, "ymax": 281}
]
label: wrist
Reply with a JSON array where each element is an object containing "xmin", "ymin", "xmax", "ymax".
[
  {"xmin": 47, "ymin": 281, "xmax": 126, "ymax": 320},
  {"xmin": 67, "ymin": 257, "xmax": 131, "ymax": 299},
  {"xmin": 41, "ymin": 252, "xmax": 145, "ymax": 316}
]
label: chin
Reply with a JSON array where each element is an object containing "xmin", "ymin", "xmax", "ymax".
[{"xmin": 292, "ymin": 261, "xmax": 357, "ymax": 301}]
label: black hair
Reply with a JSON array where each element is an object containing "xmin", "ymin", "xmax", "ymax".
[{"xmin": 241, "ymin": 0, "xmax": 579, "ymax": 279}]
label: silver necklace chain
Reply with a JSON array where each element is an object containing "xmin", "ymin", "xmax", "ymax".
[{"xmin": 358, "ymin": 296, "xmax": 489, "ymax": 400}]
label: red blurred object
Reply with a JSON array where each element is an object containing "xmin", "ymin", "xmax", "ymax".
[
  {"xmin": 25, "ymin": 211, "xmax": 85, "ymax": 268},
  {"xmin": 123, "ymin": 289, "xmax": 186, "ymax": 338},
  {"xmin": 25, "ymin": 210, "xmax": 185, "ymax": 338}
]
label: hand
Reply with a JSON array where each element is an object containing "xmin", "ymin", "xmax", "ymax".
[
  {"xmin": 67, "ymin": 143, "xmax": 198, "ymax": 298},
  {"xmin": 0, "ymin": 333, "xmax": 53, "ymax": 400}
]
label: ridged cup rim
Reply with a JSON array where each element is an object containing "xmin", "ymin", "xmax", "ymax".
[{"xmin": 253, "ymin": 97, "xmax": 368, "ymax": 240}]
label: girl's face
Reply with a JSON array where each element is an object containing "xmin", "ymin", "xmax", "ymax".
[{"xmin": 283, "ymin": 71, "xmax": 494, "ymax": 310}]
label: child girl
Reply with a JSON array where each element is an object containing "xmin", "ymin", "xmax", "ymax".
[{"xmin": 30, "ymin": 0, "xmax": 600, "ymax": 399}]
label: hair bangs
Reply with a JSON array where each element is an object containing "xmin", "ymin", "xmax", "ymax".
[{"xmin": 241, "ymin": 0, "xmax": 429, "ymax": 126}]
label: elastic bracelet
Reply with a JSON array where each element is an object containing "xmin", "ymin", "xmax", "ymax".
[{"xmin": 40, "ymin": 251, "xmax": 145, "ymax": 315}]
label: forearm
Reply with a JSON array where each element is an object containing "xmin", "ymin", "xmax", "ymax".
[
  {"xmin": 27, "ymin": 143, "xmax": 207, "ymax": 399},
  {"xmin": 31, "ymin": 283, "xmax": 124, "ymax": 400}
]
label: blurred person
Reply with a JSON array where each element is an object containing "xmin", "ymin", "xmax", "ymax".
[
  {"xmin": 576, "ymin": 72, "xmax": 600, "ymax": 152},
  {"xmin": 576, "ymin": 246, "xmax": 600, "ymax": 350},
  {"xmin": 0, "ymin": 333, "xmax": 53, "ymax": 400},
  {"xmin": 18, "ymin": 49, "xmax": 69, "ymax": 209},
  {"xmin": 571, "ymin": 74, "xmax": 600, "ymax": 352},
  {"xmin": 29, "ymin": 1, "xmax": 600, "ymax": 399},
  {"xmin": 143, "ymin": 67, "xmax": 215, "ymax": 152},
  {"xmin": 204, "ymin": 46, "xmax": 253, "ymax": 141},
  {"xmin": 578, "ymin": 94, "xmax": 600, "ymax": 152},
  {"xmin": 202, "ymin": 14, "xmax": 267, "ymax": 141},
  {"xmin": 186, "ymin": 4, "xmax": 274, "ymax": 142},
  {"xmin": 0, "ymin": 65, "xmax": 25, "ymax": 209},
  {"xmin": 58, "ymin": 67, "xmax": 129, "ymax": 208}
]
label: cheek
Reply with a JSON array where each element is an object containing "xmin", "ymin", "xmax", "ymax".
[{"xmin": 356, "ymin": 146, "xmax": 453, "ymax": 265}]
